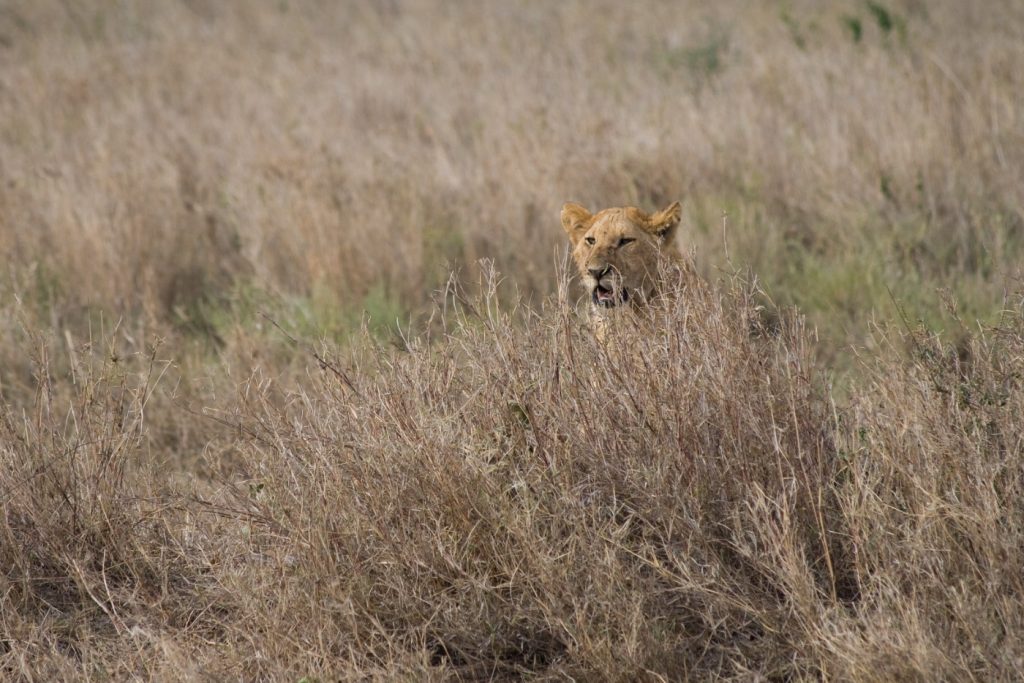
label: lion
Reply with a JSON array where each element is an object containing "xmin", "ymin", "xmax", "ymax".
[{"xmin": 560, "ymin": 201, "xmax": 686, "ymax": 328}]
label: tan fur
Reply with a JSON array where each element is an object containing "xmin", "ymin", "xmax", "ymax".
[{"xmin": 560, "ymin": 201, "xmax": 683, "ymax": 331}]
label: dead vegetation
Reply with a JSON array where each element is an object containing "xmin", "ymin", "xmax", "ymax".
[
  {"xmin": 3, "ymin": 268, "xmax": 1024, "ymax": 679},
  {"xmin": 1, "ymin": 0, "xmax": 1023, "ymax": 680}
]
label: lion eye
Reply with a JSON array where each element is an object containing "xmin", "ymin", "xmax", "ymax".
[
  {"xmin": 618, "ymin": 237, "xmax": 635, "ymax": 247},
  {"xmin": 584, "ymin": 236, "xmax": 596, "ymax": 246}
]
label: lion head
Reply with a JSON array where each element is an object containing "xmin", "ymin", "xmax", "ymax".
[{"xmin": 560, "ymin": 201, "xmax": 682, "ymax": 309}]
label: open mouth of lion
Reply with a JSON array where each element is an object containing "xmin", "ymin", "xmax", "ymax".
[{"xmin": 592, "ymin": 284, "xmax": 628, "ymax": 308}]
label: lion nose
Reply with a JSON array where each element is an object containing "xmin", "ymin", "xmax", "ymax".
[{"xmin": 588, "ymin": 265, "xmax": 610, "ymax": 280}]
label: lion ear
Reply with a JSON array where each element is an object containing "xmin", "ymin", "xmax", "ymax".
[
  {"xmin": 561, "ymin": 202, "xmax": 592, "ymax": 246},
  {"xmin": 647, "ymin": 201, "xmax": 682, "ymax": 244}
]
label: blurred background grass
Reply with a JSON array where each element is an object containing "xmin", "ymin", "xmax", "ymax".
[{"xmin": 1, "ymin": 0, "xmax": 1020, "ymax": 374}]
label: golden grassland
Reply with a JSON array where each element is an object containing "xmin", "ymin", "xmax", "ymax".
[{"xmin": 1, "ymin": 0, "xmax": 1023, "ymax": 679}]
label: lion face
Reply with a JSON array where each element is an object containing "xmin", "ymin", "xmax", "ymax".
[{"xmin": 561, "ymin": 201, "xmax": 682, "ymax": 309}]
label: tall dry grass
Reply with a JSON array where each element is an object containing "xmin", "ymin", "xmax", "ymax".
[
  {"xmin": 3, "ymin": 268, "xmax": 1023, "ymax": 679},
  {"xmin": 1, "ymin": 0, "xmax": 1021, "ymax": 350},
  {"xmin": 2, "ymin": 0, "xmax": 1024, "ymax": 679}
]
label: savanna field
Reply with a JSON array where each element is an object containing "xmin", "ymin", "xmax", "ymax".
[{"xmin": 1, "ymin": 1, "xmax": 1023, "ymax": 679}]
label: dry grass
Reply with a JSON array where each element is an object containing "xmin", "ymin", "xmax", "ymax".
[
  {"xmin": 2, "ymin": 1, "xmax": 1021, "ymax": 347},
  {"xmin": 1, "ymin": 0, "xmax": 1024, "ymax": 680},
  {"xmin": 4, "ymin": 268, "xmax": 1024, "ymax": 679}
]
